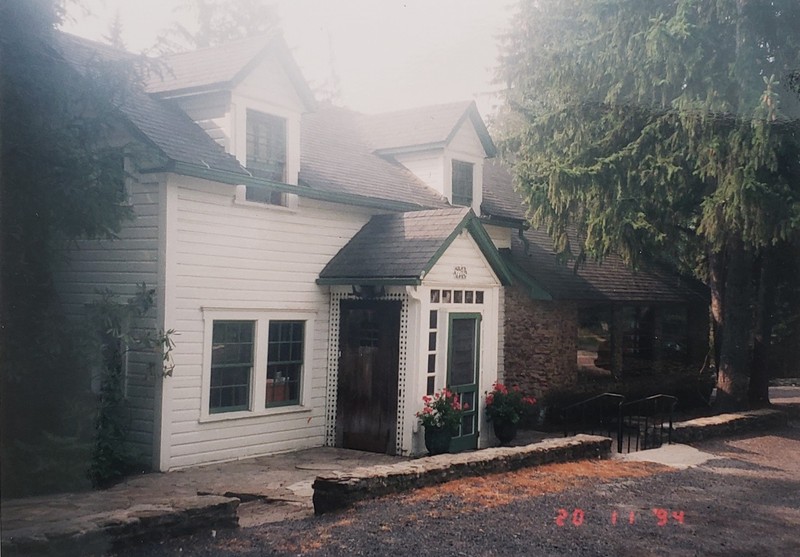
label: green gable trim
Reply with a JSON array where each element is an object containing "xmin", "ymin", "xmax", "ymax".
[
  {"xmin": 419, "ymin": 210, "xmax": 513, "ymax": 286},
  {"xmin": 316, "ymin": 277, "xmax": 422, "ymax": 286},
  {"xmin": 157, "ymin": 161, "xmax": 439, "ymax": 213}
]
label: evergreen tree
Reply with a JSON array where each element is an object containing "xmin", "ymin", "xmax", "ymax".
[
  {"xmin": 497, "ymin": 0, "xmax": 800, "ymax": 410},
  {"xmin": 1, "ymin": 0, "xmax": 135, "ymax": 494}
]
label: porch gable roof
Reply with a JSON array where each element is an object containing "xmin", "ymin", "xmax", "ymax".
[{"xmin": 317, "ymin": 208, "xmax": 512, "ymax": 286}]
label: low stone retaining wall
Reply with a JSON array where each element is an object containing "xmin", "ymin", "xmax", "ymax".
[
  {"xmin": 312, "ymin": 434, "xmax": 611, "ymax": 514},
  {"xmin": 672, "ymin": 408, "xmax": 787, "ymax": 443},
  {"xmin": 2, "ymin": 495, "xmax": 239, "ymax": 557}
]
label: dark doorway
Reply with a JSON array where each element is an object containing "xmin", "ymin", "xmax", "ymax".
[{"xmin": 337, "ymin": 299, "xmax": 401, "ymax": 454}]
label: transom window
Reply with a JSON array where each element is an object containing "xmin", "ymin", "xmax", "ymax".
[
  {"xmin": 266, "ymin": 321, "xmax": 304, "ymax": 407},
  {"xmin": 451, "ymin": 160, "xmax": 474, "ymax": 207},
  {"xmin": 246, "ymin": 110, "xmax": 286, "ymax": 183},
  {"xmin": 210, "ymin": 321, "xmax": 255, "ymax": 413}
]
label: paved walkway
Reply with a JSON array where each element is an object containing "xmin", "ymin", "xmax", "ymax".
[
  {"xmin": 3, "ymin": 386, "xmax": 797, "ymax": 556},
  {"xmin": 1, "ymin": 447, "xmax": 402, "ymax": 555}
]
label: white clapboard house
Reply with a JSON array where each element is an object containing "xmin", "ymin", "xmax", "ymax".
[{"xmin": 54, "ymin": 33, "xmax": 705, "ymax": 472}]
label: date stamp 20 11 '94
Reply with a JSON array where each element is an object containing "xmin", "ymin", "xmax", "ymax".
[{"xmin": 555, "ymin": 508, "xmax": 686, "ymax": 528}]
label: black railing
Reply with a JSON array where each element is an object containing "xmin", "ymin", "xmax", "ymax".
[
  {"xmin": 562, "ymin": 393, "xmax": 678, "ymax": 453},
  {"xmin": 619, "ymin": 395, "xmax": 678, "ymax": 453},
  {"xmin": 562, "ymin": 392, "xmax": 625, "ymax": 449}
]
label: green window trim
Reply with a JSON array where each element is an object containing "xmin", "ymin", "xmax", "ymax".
[{"xmin": 447, "ymin": 312, "xmax": 481, "ymax": 452}]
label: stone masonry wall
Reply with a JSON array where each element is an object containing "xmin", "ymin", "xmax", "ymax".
[{"xmin": 504, "ymin": 286, "xmax": 578, "ymax": 397}]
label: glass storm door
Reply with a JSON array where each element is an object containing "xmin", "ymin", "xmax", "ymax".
[{"xmin": 447, "ymin": 313, "xmax": 480, "ymax": 451}]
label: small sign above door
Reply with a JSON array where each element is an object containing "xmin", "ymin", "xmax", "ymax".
[{"xmin": 453, "ymin": 265, "xmax": 468, "ymax": 280}]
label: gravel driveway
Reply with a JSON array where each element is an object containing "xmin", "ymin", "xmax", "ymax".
[{"xmin": 113, "ymin": 416, "xmax": 800, "ymax": 557}]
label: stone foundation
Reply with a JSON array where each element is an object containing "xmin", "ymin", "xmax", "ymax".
[{"xmin": 312, "ymin": 434, "xmax": 611, "ymax": 514}]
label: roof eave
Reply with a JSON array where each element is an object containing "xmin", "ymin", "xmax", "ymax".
[
  {"xmin": 373, "ymin": 141, "xmax": 447, "ymax": 156},
  {"xmin": 444, "ymin": 102, "xmax": 497, "ymax": 158},
  {"xmin": 501, "ymin": 254, "xmax": 554, "ymax": 300},
  {"xmin": 420, "ymin": 209, "xmax": 514, "ymax": 286},
  {"xmin": 153, "ymin": 161, "xmax": 438, "ymax": 213},
  {"xmin": 316, "ymin": 277, "xmax": 423, "ymax": 286}
]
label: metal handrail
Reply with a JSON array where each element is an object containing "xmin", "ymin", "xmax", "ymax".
[
  {"xmin": 619, "ymin": 394, "xmax": 678, "ymax": 452},
  {"xmin": 562, "ymin": 392, "xmax": 626, "ymax": 450}
]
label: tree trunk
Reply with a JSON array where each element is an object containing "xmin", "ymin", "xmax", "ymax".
[
  {"xmin": 714, "ymin": 241, "xmax": 753, "ymax": 411},
  {"xmin": 750, "ymin": 249, "xmax": 778, "ymax": 406},
  {"xmin": 708, "ymin": 249, "xmax": 726, "ymax": 369}
]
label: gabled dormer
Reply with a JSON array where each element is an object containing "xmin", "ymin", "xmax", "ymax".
[
  {"xmin": 146, "ymin": 34, "xmax": 315, "ymax": 205},
  {"xmin": 359, "ymin": 101, "xmax": 496, "ymax": 215}
]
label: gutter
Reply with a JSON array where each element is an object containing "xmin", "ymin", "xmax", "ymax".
[
  {"xmin": 316, "ymin": 277, "xmax": 423, "ymax": 286},
  {"xmin": 147, "ymin": 160, "xmax": 441, "ymax": 213}
]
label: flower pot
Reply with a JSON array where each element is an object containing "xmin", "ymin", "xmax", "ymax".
[
  {"xmin": 424, "ymin": 425, "xmax": 453, "ymax": 455},
  {"xmin": 493, "ymin": 420, "xmax": 518, "ymax": 445}
]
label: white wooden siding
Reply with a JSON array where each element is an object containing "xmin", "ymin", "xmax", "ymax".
[
  {"xmin": 161, "ymin": 174, "xmax": 373, "ymax": 470},
  {"xmin": 393, "ymin": 152, "xmax": 445, "ymax": 197},
  {"xmin": 484, "ymin": 224, "xmax": 512, "ymax": 249},
  {"xmin": 173, "ymin": 92, "xmax": 231, "ymax": 150},
  {"xmin": 448, "ymin": 119, "xmax": 485, "ymax": 157},
  {"xmin": 424, "ymin": 232, "xmax": 500, "ymax": 287},
  {"xmin": 53, "ymin": 176, "xmax": 162, "ymax": 463}
]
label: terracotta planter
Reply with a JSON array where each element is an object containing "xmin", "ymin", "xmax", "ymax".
[
  {"xmin": 424, "ymin": 426, "xmax": 453, "ymax": 455},
  {"xmin": 492, "ymin": 420, "xmax": 518, "ymax": 445}
]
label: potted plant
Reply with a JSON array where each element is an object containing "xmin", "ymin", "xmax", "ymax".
[
  {"xmin": 416, "ymin": 388, "xmax": 466, "ymax": 455},
  {"xmin": 484, "ymin": 382, "xmax": 537, "ymax": 445}
]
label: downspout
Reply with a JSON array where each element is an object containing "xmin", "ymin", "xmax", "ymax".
[{"xmin": 518, "ymin": 227, "xmax": 531, "ymax": 255}]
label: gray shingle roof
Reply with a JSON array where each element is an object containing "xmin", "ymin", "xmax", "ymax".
[
  {"xmin": 145, "ymin": 35, "xmax": 270, "ymax": 94},
  {"xmin": 507, "ymin": 228, "xmax": 706, "ymax": 303},
  {"xmin": 481, "ymin": 158, "xmax": 527, "ymax": 221},
  {"xmin": 301, "ymin": 107, "xmax": 449, "ymax": 209},
  {"xmin": 484, "ymin": 160, "xmax": 705, "ymax": 303},
  {"xmin": 319, "ymin": 208, "xmax": 472, "ymax": 283},
  {"xmin": 358, "ymin": 101, "xmax": 496, "ymax": 156},
  {"xmin": 56, "ymin": 33, "xmax": 248, "ymax": 175},
  {"xmin": 144, "ymin": 34, "xmax": 316, "ymax": 110}
]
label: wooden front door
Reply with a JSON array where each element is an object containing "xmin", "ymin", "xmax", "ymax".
[
  {"xmin": 448, "ymin": 313, "xmax": 481, "ymax": 451},
  {"xmin": 337, "ymin": 300, "xmax": 401, "ymax": 454}
]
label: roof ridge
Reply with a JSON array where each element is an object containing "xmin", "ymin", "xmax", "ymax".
[
  {"xmin": 361, "ymin": 99, "xmax": 474, "ymax": 119},
  {"xmin": 156, "ymin": 32, "xmax": 276, "ymax": 61}
]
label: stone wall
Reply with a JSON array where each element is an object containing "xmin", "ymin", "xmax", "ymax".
[
  {"xmin": 313, "ymin": 435, "xmax": 611, "ymax": 514},
  {"xmin": 503, "ymin": 286, "xmax": 578, "ymax": 397}
]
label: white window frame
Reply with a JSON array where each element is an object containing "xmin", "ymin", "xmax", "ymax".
[{"xmin": 200, "ymin": 309, "xmax": 315, "ymax": 422}]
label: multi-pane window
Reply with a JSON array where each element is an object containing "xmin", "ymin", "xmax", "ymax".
[
  {"xmin": 246, "ymin": 110, "xmax": 287, "ymax": 183},
  {"xmin": 266, "ymin": 321, "xmax": 304, "ymax": 407},
  {"xmin": 205, "ymin": 314, "xmax": 310, "ymax": 417},
  {"xmin": 451, "ymin": 160, "xmax": 474, "ymax": 207},
  {"xmin": 210, "ymin": 321, "xmax": 254, "ymax": 413}
]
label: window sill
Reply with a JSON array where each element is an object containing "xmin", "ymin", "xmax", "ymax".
[
  {"xmin": 233, "ymin": 185, "xmax": 298, "ymax": 213},
  {"xmin": 200, "ymin": 404, "xmax": 312, "ymax": 424}
]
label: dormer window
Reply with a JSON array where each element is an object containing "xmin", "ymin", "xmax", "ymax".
[
  {"xmin": 246, "ymin": 110, "xmax": 286, "ymax": 182},
  {"xmin": 452, "ymin": 160, "xmax": 474, "ymax": 207}
]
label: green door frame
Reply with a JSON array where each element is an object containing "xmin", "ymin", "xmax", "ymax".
[{"xmin": 447, "ymin": 312, "xmax": 481, "ymax": 452}]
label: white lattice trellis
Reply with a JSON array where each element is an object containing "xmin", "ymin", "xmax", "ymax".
[{"xmin": 324, "ymin": 290, "xmax": 410, "ymax": 454}]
